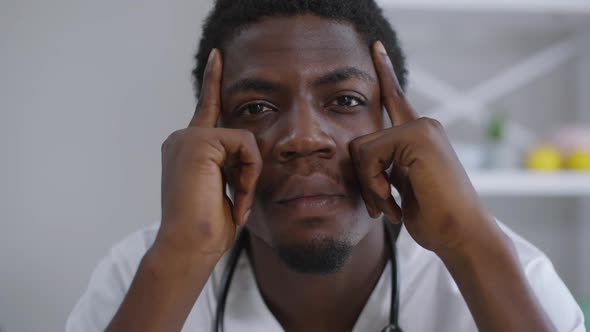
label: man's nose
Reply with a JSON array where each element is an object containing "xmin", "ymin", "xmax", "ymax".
[{"xmin": 273, "ymin": 104, "xmax": 336, "ymax": 163}]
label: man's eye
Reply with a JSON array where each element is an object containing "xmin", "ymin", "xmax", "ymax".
[
  {"xmin": 238, "ymin": 103, "xmax": 274, "ymax": 116},
  {"xmin": 331, "ymin": 95, "xmax": 364, "ymax": 108}
]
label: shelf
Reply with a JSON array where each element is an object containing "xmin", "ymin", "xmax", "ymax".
[
  {"xmin": 467, "ymin": 170, "xmax": 590, "ymax": 196},
  {"xmin": 377, "ymin": 0, "xmax": 590, "ymax": 14}
]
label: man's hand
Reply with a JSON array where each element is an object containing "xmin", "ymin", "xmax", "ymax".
[
  {"xmin": 350, "ymin": 41, "xmax": 495, "ymax": 255},
  {"xmin": 157, "ymin": 48, "xmax": 262, "ymax": 257},
  {"xmin": 106, "ymin": 49, "xmax": 262, "ymax": 332},
  {"xmin": 350, "ymin": 41, "xmax": 555, "ymax": 332}
]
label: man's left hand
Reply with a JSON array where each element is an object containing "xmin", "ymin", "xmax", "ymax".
[{"xmin": 350, "ymin": 40, "xmax": 502, "ymax": 255}]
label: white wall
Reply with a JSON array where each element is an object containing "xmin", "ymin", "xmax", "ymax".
[{"xmin": 0, "ymin": 1, "xmax": 213, "ymax": 331}]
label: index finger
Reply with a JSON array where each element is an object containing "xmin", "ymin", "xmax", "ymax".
[
  {"xmin": 371, "ymin": 41, "xmax": 418, "ymax": 126},
  {"xmin": 189, "ymin": 48, "xmax": 223, "ymax": 128}
]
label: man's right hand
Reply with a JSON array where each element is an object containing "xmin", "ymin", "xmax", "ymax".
[
  {"xmin": 106, "ymin": 49, "xmax": 262, "ymax": 332},
  {"xmin": 156, "ymin": 48, "xmax": 262, "ymax": 258}
]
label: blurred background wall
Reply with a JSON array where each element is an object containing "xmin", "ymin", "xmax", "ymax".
[
  {"xmin": 1, "ymin": 1, "xmax": 214, "ymax": 331},
  {"xmin": 388, "ymin": 7, "xmax": 590, "ymax": 291},
  {"xmin": 387, "ymin": 6, "xmax": 590, "ymax": 307},
  {"xmin": 1, "ymin": 1, "xmax": 588, "ymax": 331}
]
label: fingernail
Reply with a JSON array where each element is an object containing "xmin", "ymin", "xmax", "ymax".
[
  {"xmin": 375, "ymin": 40, "xmax": 387, "ymax": 55},
  {"xmin": 367, "ymin": 205, "xmax": 376, "ymax": 218},
  {"xmin": 208, "ymin": 48, "xmax": 216, "ymax": 63},
  {"xmin": 242, "ymin": 209, "xmax": 251, "ymax": 225},
  {"xmin": 371, "ymin": 207, "xmax": 382, "ymax": 219}
]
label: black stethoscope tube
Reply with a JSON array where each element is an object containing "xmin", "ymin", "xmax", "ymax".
[{"xmin": 215, "ymin": 221, "xmax": 402, "ymax": 332}]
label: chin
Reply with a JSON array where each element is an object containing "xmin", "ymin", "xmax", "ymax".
[
  {"xmin": 275, "ymin": 231, "xmax": 353, "ymax": 275},
  {"xmin": 245, "ymin": 204, "xmax": 377, "ymax": 274}
]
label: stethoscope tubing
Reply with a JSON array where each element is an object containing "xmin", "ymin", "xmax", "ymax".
[{"xmin": 215, "ymin": 221, "xmax": 402, "ymax": 332}]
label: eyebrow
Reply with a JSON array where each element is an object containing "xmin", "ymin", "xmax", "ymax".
[
  {"xmin": 225, "ymin": 78, "xmax": 287, "ymax": 97},
  {"xmin": 312, "ymin": 67, "xmax": 377, "ymax": 87},
  {"xmin": 224, "ymin": 66, "xmax": 376, "ymax": 97}
]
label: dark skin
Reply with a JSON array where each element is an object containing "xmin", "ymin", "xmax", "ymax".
[
  {"xmin": 106, "ymin": 14, "xmax": 556, "ymax": 332},
  {"xmin": 220, "ymin": 16, "xmax": 389, "ymax": 331}
]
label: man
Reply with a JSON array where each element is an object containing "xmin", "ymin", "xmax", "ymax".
[{"xmin": 67, "ymin": 0, "xmax": 585, "ymax": 331}]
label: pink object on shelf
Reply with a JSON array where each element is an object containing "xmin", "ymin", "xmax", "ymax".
[{"xmin": 548, "ymin": 125, "xmax": 590, "ymax": 156}]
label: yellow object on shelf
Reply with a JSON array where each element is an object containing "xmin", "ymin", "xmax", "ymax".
[
  {"xmin": 526, "ymin": 145, "xmax": 561, "ymax": 170},
  {"xmin": 566, "ymin": 150, "xmax": 590, "ymax": 170}
]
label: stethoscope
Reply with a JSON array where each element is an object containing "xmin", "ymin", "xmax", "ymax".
[{"xmin": 215, "ymin": 220, "xmax": 402, "ymax": 332}]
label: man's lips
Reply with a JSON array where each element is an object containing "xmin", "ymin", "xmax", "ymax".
[
  {"xmin": 272, "ymin": 174, "xmax": 349, "ymax": 217},
  {"xmin": 273, "ymin": 174, "xmax": 347, "ymax": 203},
  {"xmin": 277, "ymin": 194, "xmax": 344, "ymax": 203}
]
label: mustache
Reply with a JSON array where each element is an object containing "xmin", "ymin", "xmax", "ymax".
[{"xmin": 256, "ymin": 159, "xmax": 359, "ymax": 201}]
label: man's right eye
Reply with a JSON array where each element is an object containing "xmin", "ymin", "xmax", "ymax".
[{"xmin": 237, "ymin": 103, "xmax": 275, "ymax": 116}]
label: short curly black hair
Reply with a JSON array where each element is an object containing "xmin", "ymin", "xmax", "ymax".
[{"xmin": 192, "ymin": 0, "xmax": 408, "ymax": 98}]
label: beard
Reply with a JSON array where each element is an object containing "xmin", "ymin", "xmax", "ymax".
[
  {"xmin": 243, "ymin": 159, "xmax": 363, "ymax": 274},
  {"xmin": 275, "ymin": 230, "xmax": 353, "ymax": 275}
]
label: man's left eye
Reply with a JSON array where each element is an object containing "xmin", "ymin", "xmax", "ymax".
[{"xmin": 330, "ymin": 95, "xmax": 364, "ymax": 108}]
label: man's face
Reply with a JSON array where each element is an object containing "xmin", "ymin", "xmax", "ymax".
[{"xmin": 220, "ymin": 14, "xmax": 385, "ymax": 272}]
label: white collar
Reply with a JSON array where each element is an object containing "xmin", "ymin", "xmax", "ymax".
[{"xmin": 222, "ymin": 224, "xmax": 419, "ymax": 331}]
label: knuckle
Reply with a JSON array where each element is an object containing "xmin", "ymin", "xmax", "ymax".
[
  {"xmin": 357, "ymin": 142, "xmax": 372, "ymax": 163},
  {"xmin": 163, "ymin": 128, "xmax": 215, "ymax": 155},
  {"xmin": 418, "ymin": 117, "xmax": 442, "ymax": 130},
  {"xmin": 162, "ymin": 130, "xmax": 184, "ymax": 152},
  {"xmin": 349, "ymin": 138, "xmax": 366, "ymax": 160},
  {"xmin": 416, "ymin": 117, "xmax": 443, "ymax": 139},
  {"xmin": 164, "ymin": 129, "xmax": 182, "ymax": 143},
  {"xmin": 424, "ymin": 117, "xmax": 443, "ymax": 129},
  {"xmin": 230, "ymin": 129, "xmax": 256, "ymax": 146},
  {"xmin": 369, "ymin": 183, "xmax": 390, "ymax": 201},
  {"xmin": 238, "ymin": 129, "xmax": 256, "ymax": 143},
  {"xmin": 239, "ymin": 130, "xmax": 261, "ymax": 152}
]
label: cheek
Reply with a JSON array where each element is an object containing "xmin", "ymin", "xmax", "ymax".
[
  {"xmin": 331, "ymin": 108, "xmax": 385, "ymax": 145},
  {"xmin": 247, "ymin": 126, "xmax": 275, "ymax": 161}
]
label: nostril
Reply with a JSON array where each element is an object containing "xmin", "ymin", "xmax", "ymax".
[
  {"xmin": 274, "ymin": 127, "xmax": 337, "ymax": 162},
  {"xmin": 279, "ymin": 148, "xmax": 334, "ymax": 161},
  {"xmin": 280, "ymin": 151, "xmax": 298, "ymax": 160}
]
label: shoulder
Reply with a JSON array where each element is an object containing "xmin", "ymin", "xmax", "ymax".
[
  {"xmin": 498, "ymin": 221, "xmax": 552, "ymax": 268},
  {"xmin": 497, "ymin": 222, "xmax": 586, "ymax": 331},
  {"xmin": 65, "ymin": 223, "xmax": 158, "ymax": 331},
  {"xmin": 400, "ymin": 220, "xmax": 585, "ymax": 331},
  {"xmin": 65, "ymin": 223, "xmax": 233, "ymax": 332}
]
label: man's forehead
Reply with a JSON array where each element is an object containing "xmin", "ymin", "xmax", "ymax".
[{"xmin": 222, "ymin": 14, "xmax": 375, "ymax": 84}]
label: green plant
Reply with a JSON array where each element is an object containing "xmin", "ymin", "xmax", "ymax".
[
  {"xmin": 487, "ymin": 112, "xmax": 508, "ymax": 142},
  {"xmin": 582, "ymin": 299, "xmax": 590, "ymax": 330}
]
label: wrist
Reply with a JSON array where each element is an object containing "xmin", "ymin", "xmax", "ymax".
[
  {"xmin": 436, "ymin": 215, "xmax": 515, "ymax": 270},
  {"xmin": 433, "ymin": 217, "xmax": 555, "ymax": 332},
  {"xmin": 145, "ymin": 239, "xmax": 222, "ymax": 279},
  {"xmin": 108, "ymin": 235, "xmax": 222, "ymax": 332},
  {"xmin": 154, "ymin": 222, "xmax": 232, "ymax": 258}
]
